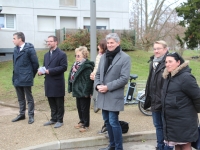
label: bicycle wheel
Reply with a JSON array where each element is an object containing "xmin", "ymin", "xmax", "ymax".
[{"xmin": 138, "ymin": 101, "xmax": 152, "ymax": 116}]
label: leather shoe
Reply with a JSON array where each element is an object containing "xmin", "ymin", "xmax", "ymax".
[
  {"xmin": 28, "ymin": 117, "xmax": 34, "ymax": 124},
  {"xmin": 12, "ymin": 115, "xmax": 25, "ymax": 122},
  {"xmin": 99, "ymin": 146, "xmax": 115, "ymax": 150},
  {"xmin": 54, "ymin": 122, "xmax": 63, "ymax": 128},
  {"xmin": 43, "ymin": 121, "xmax": 56, "ymax": 126}
]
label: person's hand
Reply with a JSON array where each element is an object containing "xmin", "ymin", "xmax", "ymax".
[
  {"xmin": 90, "ymin": 72, "xmax": 95, "ymax": 80},
  {"xmin": 45, "ymin": 70, "xmax": 49, "ymax": 74},
  {"xmin": 97, "ymin": 85, "xmax": 108, "ymax": 93},
  {"xmin": 38, "ymin": 71, "xmax": 43, "ymax": 76}
]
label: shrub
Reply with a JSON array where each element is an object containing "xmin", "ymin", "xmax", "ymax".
[
  {"xmin": 59, "ymin": 30, "xmax": 90, "ymax": 51},
  {"xmin": 120, "ymin": 37, "xmax": 135, "ymax": 51},
  {"xmin": 58, "ymin": 29, "xmax": 136, "ymax": 51}
]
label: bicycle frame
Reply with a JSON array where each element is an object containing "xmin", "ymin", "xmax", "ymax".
[
  {"xmin": 124, "ymin": 74, "xmax": 152, "ymax": 116},
  {"xmin": 124, "ymin": 75, "xmax": 138, "ymax": 104}
]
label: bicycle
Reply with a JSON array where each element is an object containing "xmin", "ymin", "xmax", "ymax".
[{"xmin": 124, "ymin": 74, "xmax": 152, "ymax": 116}]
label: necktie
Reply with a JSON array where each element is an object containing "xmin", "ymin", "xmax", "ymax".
[{"xmin": 50, "ymin": 51, "xmax": 53, "ymax": 59}]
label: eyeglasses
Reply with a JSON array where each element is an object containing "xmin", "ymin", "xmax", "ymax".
[
  {"xmin": 153, "ymin": 48, "xmax": 163, "ymax": 51},
  {"xmin": 75, "ymin": 55, "xmax": 80, "ymax": 58},
  {"xmin": 46, "ymin": 41, "xmax": 54, "ymax": 43},
  {"xmin": 167, "ymin": 52, "xmax": 181, "ymax": 59}
]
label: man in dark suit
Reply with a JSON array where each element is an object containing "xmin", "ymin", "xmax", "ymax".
[
  {"xmin": 38, "ymin": 35, "xmax": 67, "ymax": 128},
  {"xmin": 12, "ymin": 32, "xmax": 39, "ymax": 124}
]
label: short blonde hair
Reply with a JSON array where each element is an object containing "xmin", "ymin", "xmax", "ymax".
[
  {"xmin": 154, "ymin": 40, "xmax": 168, "ymax": 48},
  {"xmin": 75, "ymin": 46, "xmax": 89, "ymax": 59}
]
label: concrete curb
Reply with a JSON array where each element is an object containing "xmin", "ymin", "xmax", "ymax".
[
  {"xmin": 0, "ymin": 101, "xmax": 45, "ymax": 111},
  {"xmin": 0, "ymin": 101, "xmax": 19, "ymax": 108},
  {"xmin": 19, "ymin": 131, "xmax": 156, "ymax": 150}
]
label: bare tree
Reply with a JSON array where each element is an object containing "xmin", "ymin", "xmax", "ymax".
[{"xmin": 129, "ymin": 0, "xmax": 186, "ymax": 51}]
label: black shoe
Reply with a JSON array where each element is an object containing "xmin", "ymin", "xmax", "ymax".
[
  {"xmin": 99, "ymin": 146, "xmax": 115, "ymax": 150},
  {"xmin": 12, "ymin": 115, "xmax": 25, "ymax": 122},
  {"xmin": 28, "ymin": 117, "xmax": 34, "ymax": 124}
]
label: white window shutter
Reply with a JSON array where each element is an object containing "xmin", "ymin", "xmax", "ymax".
[
  {"xmin": 60, "ymin": 0, "xmax": 75, "ymax": 6},
  {"xmin": 6, "ymin": 14, "xmax": 14, "ymax": 28}
]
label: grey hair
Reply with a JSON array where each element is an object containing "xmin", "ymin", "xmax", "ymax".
[
  {"xmin": 13, "ymin": 32, "xmax": 25, "ymax": 42},
  {"xmin": 105, "ymin": 33, "xmax": 120, "ymax": 43}
]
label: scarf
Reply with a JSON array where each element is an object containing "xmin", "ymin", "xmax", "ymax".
[
  {"xmin": 70, "ymin": 59, "xmax": 86, "ymax": 82},
  {"xmin": 152, "ymin": 55, "xmax": 164, "ymax": 71},
  {"xmin": 104, "ymin": 46, "xmax": 121, "ymax": 75}
]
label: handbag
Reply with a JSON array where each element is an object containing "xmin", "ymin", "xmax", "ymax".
[
  {"xmin": 119, "ymin": 121, "xmax": 129, "ymax": 133},
  {"xmin": 192, "ymin": 118, "xmax": 200, "ymax": 149},
  {"xmin": 99, "ymin": 121, "xmax": 129, "ymax": 134}
]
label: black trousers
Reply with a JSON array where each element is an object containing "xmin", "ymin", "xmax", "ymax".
[
  {"xmin": 15, "ymin": 86, "xmax": 34, "ymax": 117},
  {"xmin": 76, "ymin": 97, "xmax": 91, "ymax": 127},
  {"xmin": 48, "ymin": 97, "xmax": 65, "ymax": 123}
]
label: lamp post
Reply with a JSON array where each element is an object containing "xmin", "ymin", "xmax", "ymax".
[{"xmin": 90, "ymin": 0, "xmax": 97, "ymax": 61}]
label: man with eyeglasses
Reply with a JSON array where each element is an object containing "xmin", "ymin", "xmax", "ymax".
[
  {"xmin": 144, "ymin": 40, "xmax": 168, "ymax": 150},
  {"xmin": 38, "ymin": 35, "xmax": 67, "ymax": 128}
]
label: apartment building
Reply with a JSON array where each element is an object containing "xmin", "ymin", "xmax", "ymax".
[{"xmin": 0, "ymin": 0, "xmax": 129, "ymax": 49}]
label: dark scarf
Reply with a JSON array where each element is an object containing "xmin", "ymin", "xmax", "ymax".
[{"xmin": 104, "ymin": 46, "xmax": 121, "ymax": 75}]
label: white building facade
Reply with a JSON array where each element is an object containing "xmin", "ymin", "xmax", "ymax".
[{"xmin": 0, "ymin": 0, "xmax": 129, "ymax": 49}]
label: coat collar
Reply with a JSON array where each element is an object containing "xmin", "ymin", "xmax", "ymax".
[
  {"xmin": 162, "ymin": 60, "xmax": 189, "ymax": 79},
  {"xmin": 105, "ymin": 50, "xmax": 121, "ymax": 73}
]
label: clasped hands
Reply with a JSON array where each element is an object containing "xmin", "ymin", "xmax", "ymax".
[
  {"xmin": 97, "ymin": 85, "xmax": 108, "ymax": 93},
  {"xmin": 38, "ymin": 70, "xmax": 49, "ymax": 75}
]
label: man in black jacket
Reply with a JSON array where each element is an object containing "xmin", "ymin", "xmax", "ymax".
[
  {"xmin": 144, "ymin": 40, "xmax": 168, "ymax": 150},
  {"xmin": 38, "ymin": 35, "xmax": 67, "ymax": 128},
  {"xmin": 12, "ymin": 32, "xmax": 39, "ymax": 124}
]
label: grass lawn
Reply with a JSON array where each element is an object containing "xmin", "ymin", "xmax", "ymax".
[{"xmin": 0, "ymin": 49, "xmax": 200, "ymax": 111}]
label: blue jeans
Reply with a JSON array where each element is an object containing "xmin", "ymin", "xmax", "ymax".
[
  {"xmin": 152, "ymin": 111, "xmax": 164, "ymax": 150},
  {"xmin": 102, "ymin": 110, "xmax": 123, "ymax": 150},
  {"xmin": 164, "ymin": 145, "xmax": 174, "ymax": 150}
]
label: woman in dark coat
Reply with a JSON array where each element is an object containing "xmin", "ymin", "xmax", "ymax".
[
  {"xmin": 162, "ymin": 52, "xmax": 200, "ymax": 150},
  {"xmin": 68, "ymin": 46, "xmax": 94, "ymax": 132}
]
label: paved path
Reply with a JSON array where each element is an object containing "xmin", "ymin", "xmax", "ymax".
[{"xmin": 0, "ymin": 104, "xmax": 156, "ymax": 150}]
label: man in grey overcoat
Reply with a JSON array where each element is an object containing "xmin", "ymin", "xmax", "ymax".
[
  {"xmin": 95, "ymin": 33, "xmax": 131, "ymax": 150},
  {"xmin": 38, "ymin": 35, "xmax": 67, "ymax": 128}
]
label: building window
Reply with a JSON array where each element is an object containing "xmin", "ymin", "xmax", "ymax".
[
  {"xmin": 60, "ymin": 0, "xmax": 76, "ymax": 6},
  {"xmin": 0, "ymin": 14, "xmax": 15, "ymax": 29},
  {"xmin": 37, "ymin": 16, "xmax": 56, "ymax": 31},
  {"xmin": 60, "ymin": 17, "xmax": 76, "ymax": 29},
  {"xmin": 84, "ymin": 26, "xmax": 107, "ymax": 30},
  {"xmin": 84, "ymin": 18, "xmax": 109, "ymax": 29}
]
